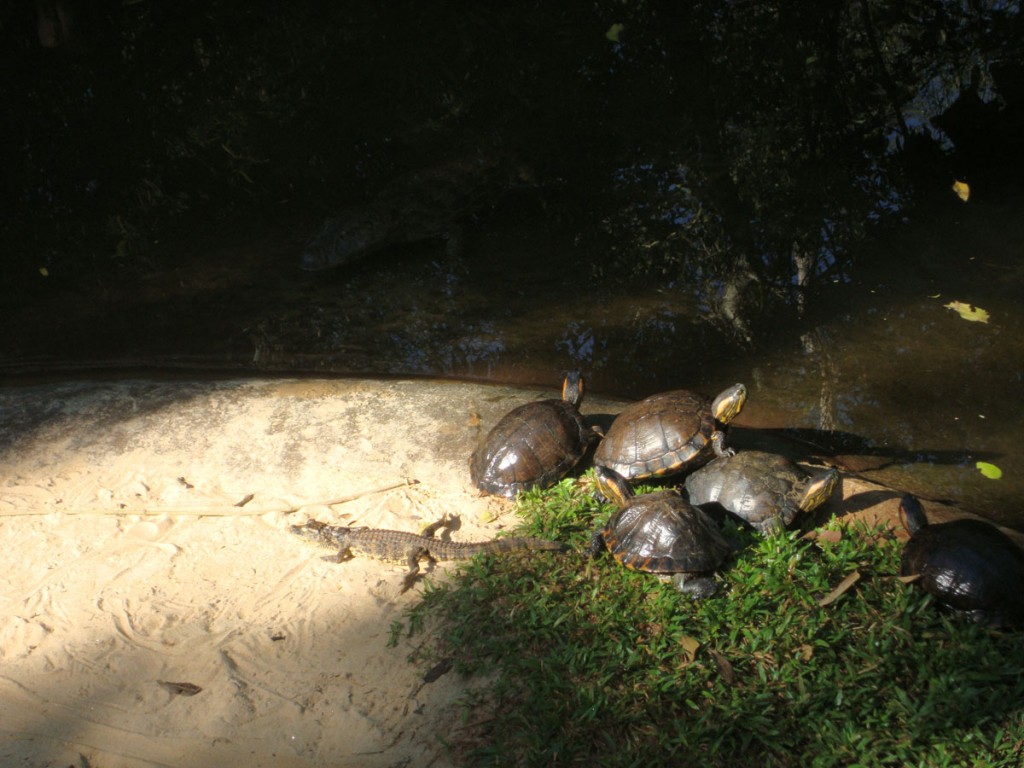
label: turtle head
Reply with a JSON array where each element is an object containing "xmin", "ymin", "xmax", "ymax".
[
  {"xmin": 799, "ymin": 467, "xmax": 840, "ymax": 513},
  {"xmin": 898, "ymin": 494, "xmax": 928, "ymax": 534},
  {"xmin": 711, "ymin": 383, "xmax": 747, "ymax": 425},
  {"xmin": 593, "ymin": 465, "xmax": 634, "ymax": 507},
  {"xmin": 562, "ymin": 372, "xmax": 584, "ymax": 407}
]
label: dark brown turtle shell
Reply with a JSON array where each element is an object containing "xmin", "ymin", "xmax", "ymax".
[
  {"xmin": 594, "ymin": 384, "xmax": 746, "ymax": 481},
  {"xmin": 899, "ymin": 495, "xmax": 1024, "ymax": 628},
  {"xmin": 685, "ymin": 451, "xmax": 839, "ymax": 534},
  {"xmin": 470, "ymin": 374, "xmax": 591, "ymax": 498},
  {"xmin": 590, "ymin": 467, "xmax": 729, "ymax": 579}
]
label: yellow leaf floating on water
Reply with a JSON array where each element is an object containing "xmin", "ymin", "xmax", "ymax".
[
  {"xmin": 944, "ymin": 300, "xmax": 989, "ymax": 323},
  {"xmin": 952, "ymin": 179, "xmax": 970, "ymax": 202},
  {"xmin": 976, "ymin": 461, "xmax": 1003, "ymax": 480},
  {"xmin": 606, "ymin": 23, "xmax": 624, "ymax": 42}
]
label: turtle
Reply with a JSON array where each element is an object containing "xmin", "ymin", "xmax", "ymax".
[
  {"xmin": 899, "ymin": 494, "xmax": 1024, "ymax": 628},
  {"xmin": 470, "ymin": 373, "xmax": 595, "ymax": 498},
  {"xmin": 593, "ymin": 383, "xmax": 747, "ymax": 481},
  {"xmin": 685, "ymin": 450, "xmax": 840, "ymax": 534},
  {"xmin": 587, "ymin": 465, "xmax": 731, "ymax": 597}
]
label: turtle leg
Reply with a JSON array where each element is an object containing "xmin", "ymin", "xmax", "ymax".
[
  {"xmin": 584, "ymin": 527, "xmax": 606, "ymax": 559},
  {"xmin": 754, "ymin": 513, "xmax": 786, "ymax": 536},
  {"xmin": 709, "ymin": 430, "xmax": 735, "ymax": 459},
  {"xmin": 672, "ymin": 573, "xmax": 720, "ymax": 599}
]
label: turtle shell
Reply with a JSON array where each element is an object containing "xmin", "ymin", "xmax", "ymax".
[
  {"xmin": 593, "ymin": 467, "xmax": 729, "ymax": 574},
  {"xmin": 685, "ymin": 451, "xmax": 839, "ymax": 534},
  {"xmin": 470, "ymin": 374, "xmax": 591, "ymax": 498},
  {"xmin": 594, "ymin": 384, "xmax": 746, "ymax": 481},
  {"xmin": 601, "ymin": 492, "xmax": 730, "ymax": 574},
  {"xmin": 899, "ymin": 496, "xmax": 1024, "ymax": 628}
]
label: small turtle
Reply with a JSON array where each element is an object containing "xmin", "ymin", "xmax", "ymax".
[
  {"xmin": 899, "ymin": 494, "xmax": 1024, "ymax": 628},
  {"xmin": 594, "ymin": 383, "xmax": 746, "ymax": 481},
  {"xmin": 685, "ymin": 451, "xmax": 840, "ymax": 534},
  {"xmin": 588, "ymin": 466, "xmax": 731, "ymax": 597},
  {"xmin": 470, "ymin": 373, "xmax": 595, "ymax": 498}
]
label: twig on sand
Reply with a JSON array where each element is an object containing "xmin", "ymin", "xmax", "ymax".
[{"xmin": 278, "ymin": 478, "xmax": 421, "ymax": 514}]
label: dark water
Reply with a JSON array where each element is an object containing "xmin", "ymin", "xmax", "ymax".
[{"xmin": 2, "ymin": 2, "xmax": 1023, "ymax": 528}]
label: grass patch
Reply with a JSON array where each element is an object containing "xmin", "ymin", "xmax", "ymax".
[{"xmin": 397, "ymin": 477, "xmax": 1024, "ymax": 767}]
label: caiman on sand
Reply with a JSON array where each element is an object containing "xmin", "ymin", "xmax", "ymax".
[
  {"xmin": 291, "ymin": 517, "xmax": 564, "ymax": 590},
  {"xmin": 300, "ymin": 154, "xmax": 521, "ymax": 271}
]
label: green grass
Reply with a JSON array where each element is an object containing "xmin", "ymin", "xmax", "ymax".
[{"xmin": 395, "ymin": 477, "xmax": 1024, "ymax": 767}]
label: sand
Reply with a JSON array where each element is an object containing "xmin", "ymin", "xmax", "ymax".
[{"xmin": 0, "ymin": 377, "xmax": 573, "ymax": 768}]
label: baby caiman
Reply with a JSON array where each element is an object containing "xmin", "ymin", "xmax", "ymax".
[{"xmin": 291, "ymin": 517, "xmax": 565, "ymax": 590}]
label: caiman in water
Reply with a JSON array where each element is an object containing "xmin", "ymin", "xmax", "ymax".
[
  {"xmin": 300, "ymin": 155, "xmax": 520, "ymax": 271},
  {"xmin": 291, "ymin": 517, "xmax": 564, "ymax": 590}
]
